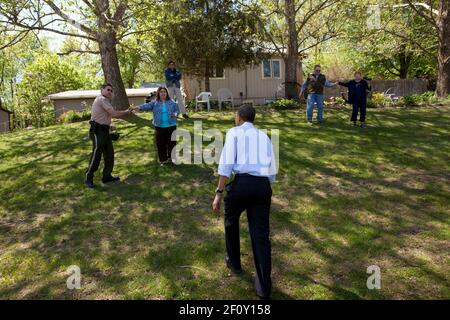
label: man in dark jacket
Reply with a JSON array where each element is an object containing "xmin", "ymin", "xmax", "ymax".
[
  {"xmin": 338, "ymin": 72, "xmax": 371, "ymax": 128},
  {"xmin": 299, "ymin": 65, "xmax": 337, "ymax": 124}
]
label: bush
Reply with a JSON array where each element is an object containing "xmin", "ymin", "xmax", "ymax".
[
  {"xmin": 269, "ymin": 99, "xmax": 301, "ymax": 110},
  {"xmin": 59, "ymin": 109, "xmax": 91, "ymax": 124},
  {"xmin": 368, "ymin": 92, "xmax": 387, "ymax": 108},
  {"xmin": 403, "ymin": 91, "xmax": 438, "ymax": 106}
]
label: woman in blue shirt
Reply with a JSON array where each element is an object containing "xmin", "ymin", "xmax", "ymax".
[{"xmin": 135, "ymin": 87, "xmax": 180, "ymax": 166}]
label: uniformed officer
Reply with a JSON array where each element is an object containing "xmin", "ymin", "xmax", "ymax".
[
  {"xmin": 212, "ymin": 105, "xmax": 277, "ymax": 300},
  {"xmin": 84, "ymin": 83, "xmax": 132, "ymax": 188}
]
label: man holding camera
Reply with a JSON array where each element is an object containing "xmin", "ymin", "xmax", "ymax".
[
  {"xmin": 299, "ymin": 64, "xmax": 337, "ymax": 124},
  {"xmin": 84, "ymin": 83, "xmax": 132, "ymax": 188}
]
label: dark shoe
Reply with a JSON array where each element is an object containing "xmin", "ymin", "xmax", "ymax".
[
  {"xmin": 102, "ymin": 176, "xmax": 120, "ymax": 183},
  {"xmin": 225, "ymin": 256, "xmax": 242, "ymax": 275},
  {"xmin": 360, "ymin": 122, "xmax": 366, "ymax": 128},
  {"xmin": 352, "ymin": 121, "xmax": 357, "ymax": 127},
  {"xmin": 182, "ymin": 114, "xmax": 189, "ymax": 119},
  {"xmin": 84, "ymin": 180, "xmax": 95, "ymax": 188}
]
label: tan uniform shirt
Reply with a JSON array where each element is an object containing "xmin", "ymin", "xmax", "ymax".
[{"xmin": 91, "ymin": 95, "xmax": 113, "ymax": 125}]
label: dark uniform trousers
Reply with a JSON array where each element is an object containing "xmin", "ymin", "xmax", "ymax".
[
  {"xmin": 85, "ymin": 121, "xmax": 114, "ymax": 181},
  {"xmin": 224, "ymin": 174, "xmax": 272, "ymax": 298},
  {"xmin": 155, "ymin": 126, "xmax": 176, "ymax": 162},
  {"xmin": 351, "ymin": 100, "xmax": 367, "ymax": 122}
]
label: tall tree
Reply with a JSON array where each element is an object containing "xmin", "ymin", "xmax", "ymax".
[
  {"xmin": 242, "ymin": 0, "xmax": 345, "ymax": 100},
  {"xmin": 0, "ymin": 0, "xmax": 156, "ymax": 109},
  {"xmin": 403, "ymin": 0, "xmax": 450, "ymax": 97},
  {"xmin": 145, "ymin": 0, "xmax": 262, "ymax": 92}
]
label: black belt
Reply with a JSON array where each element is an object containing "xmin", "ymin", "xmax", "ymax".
[
  {"xmin": 235, "ymin": 173, "xmax": 268, "ymax": 180},
  {"xmin": 90, "ymin": 120, "xmax": 110, "ymax": 130}
]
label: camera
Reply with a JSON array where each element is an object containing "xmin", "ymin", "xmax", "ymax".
[{"xmin": 110, "ymin": 132, "xmax": 120, "ymax": 141}]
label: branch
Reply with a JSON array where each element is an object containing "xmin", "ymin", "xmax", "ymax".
[
  {"xmin": 112, "ymin": 0, "xmax": 128, "ymax": 28},
  {"xmin": 57, "ymin": 49, "xmax": 100, "ymax": 55},
  {"xmin": 44, "ymin": 0, "xmax": 97, "ymax": 37},
  {"xmin": 403, "ymin": 0, "xmax": 439, "ymax": 29},
  {"xmin": 0, "ymin": 30, "xmax": 30, "ymax": 50},
  {"xmin": 116, "ymin": 27, "xmax": 157, "ymax": 41},
  {"xmin": 378, "ymin": 27, "xmax": 437, "ymax": 59}
]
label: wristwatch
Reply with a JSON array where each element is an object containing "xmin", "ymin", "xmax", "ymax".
[{"xmin": 215, "ymin": 188, "xmax": 224, "ymax": 194}]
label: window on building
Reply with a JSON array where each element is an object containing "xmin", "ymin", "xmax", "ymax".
[{"xmin": 262, "ymin": 59, "xmax": 281, "ymax": 79}]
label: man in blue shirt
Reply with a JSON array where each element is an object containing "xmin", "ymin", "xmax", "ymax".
[
  {"xmin": 165, "ymin": 61, "xmax": 189, "ymax": 119},
  {"xmin": 213, "ymin": 105, "xmax": 277, "ymax": 300},
  {"xmin": 299, "ymin": 64, "xmax": 337, "ymax": 124},
  {"xmin": 338, "ymin": 72, "xmax": 371, "ymax": 128}
]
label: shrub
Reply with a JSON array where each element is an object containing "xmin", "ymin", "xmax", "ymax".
[
  {"xmin": 403, "ymin": 91, "xmax": 438, "ymax": 107},
  {"xmin": 269, "ymin": 99, "xmax": 301, "ymax": 110},
  {"xmin": 59, "ymin": 109, "xmax": 91, "ymax": 124},
  {"xmin": 368, "ymin": 92, "xmax": 387, "ymax": 108}
]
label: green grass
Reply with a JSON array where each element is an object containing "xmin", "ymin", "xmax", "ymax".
[{"xmin": 0, "ymin": 104, "xmax": 449, "ymax": 299}]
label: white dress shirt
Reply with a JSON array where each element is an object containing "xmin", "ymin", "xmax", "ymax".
[{"xmin": 218, "ymin": 122, "xmax": 277, "ymax": 183}]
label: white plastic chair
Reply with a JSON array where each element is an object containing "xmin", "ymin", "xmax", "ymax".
[
  {"xmin": 217, "ymin": 88, "xmax": 233, "ymax": 110},
  {"xmin": 196, "ymin": 92, "xmax": 212, "ymax": 111},
  {"xmin": 384, "ymin": 88, "xmax": 399, "ymax": 102}
]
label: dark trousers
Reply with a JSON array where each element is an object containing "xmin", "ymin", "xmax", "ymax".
[
  {"xmin": 351, "ymin": 101, "xmax": 367, "ymax": 122},
  {"xmin": 224, "ymin": 175, "xmax": 272, "ymax": 298},
  {"xmin": 155, "ymin": 126, "xmax": 176, "ymax": 163},
  {"xmin": 85, "ymin": 123, "xmax": 114, "ymax": 181}
]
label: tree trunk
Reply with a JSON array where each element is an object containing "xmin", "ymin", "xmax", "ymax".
[
  {"xmin": 398, "ymin": 47, "xmax": 411, "ymax": 79},
  {"xmin": 436, "ymin": 0, "xmax": 450, "ymax": 97},
  {"xmin": 204, "ymin": 64, "xmax": 211, "ymax": 92},
  {"xmin": 285, "ymin": 0, "xmax": 299, "ymax": 101},
  {"xmin": 98, "ymin": 32, "xmax": 129, "ymax": 109}
]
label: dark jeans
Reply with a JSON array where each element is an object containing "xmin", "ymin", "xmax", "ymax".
[
  {"xmin": 351, "ymin": 101, "xmax": 367, "ymax": 122},
  {"xmin": 224, "ymin": 174, "xmax": 272, "ymax": 298},
  {"xmin": 85, "ymin": 122, "xmax": 114, "ymax": 181},
  {"xmin": 155, "ymin": 126, "xmax": 176, "ymax": 163}
]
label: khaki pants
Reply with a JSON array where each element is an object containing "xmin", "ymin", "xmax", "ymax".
[{"xmin": 167, "ymin": 86, "xmax": 186, "ymax": 114}]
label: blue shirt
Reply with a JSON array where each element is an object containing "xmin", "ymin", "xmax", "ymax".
[
  {"xmin": 165, "ymin": 68, "xmax": 182, "ymax": 88},
  {"xmin": 218, "ymin": 122, "xmax": 277, "ymax": 183},
  {"xmin": 138, "ymin": 99, "xmax": 180, "ymax": 127},
  {"xmin": 159, "ymin": 102, "xmax": 172, "ymax": 128}
]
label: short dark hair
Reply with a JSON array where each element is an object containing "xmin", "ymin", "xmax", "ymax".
[
  {"xmin": 168, "ymin": 60, "xmax": 175, "ymax": 66},
  {"xmin": 354, "ymin": 71, "xmax": 362, "ymax": 76},
  {"xmin": 314, "ymin": 64, "xmax": 321, "ymax": 70},
  {"xmin": 238, "ymin": 105, "xmax": 256, "ymax": 123},
  {"xmin": 101, "ymin": 83, "xmax": 113, "ymax": 89}
]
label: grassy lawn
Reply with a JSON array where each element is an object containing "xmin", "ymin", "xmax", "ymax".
[{"xmin": 0, "ymin": 104, "xmax": 449, "ymax": 299}]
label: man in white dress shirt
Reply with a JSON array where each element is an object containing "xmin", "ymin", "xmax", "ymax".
[{"xmin": 212, "ymin": 105, "xmax": 277, "ymax": 300}]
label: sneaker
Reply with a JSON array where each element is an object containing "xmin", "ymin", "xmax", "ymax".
[
  {"xmin": 102, "ymin": 176, "xmax": 120, "ymax": 183},
  {"xmin": 225, "ymin": 256, "xmax": 243, "ymax": 275},
  {"xmin": 307, "ymin": 121, "xmax": 313, "ymax": 125},
  {"xmin": 352, "ymin": 122, "xmax": 357, "ymax": 127},
  {"xmin": 360, "ymin": 122, "xmax": 365, "ymax": 128},
  {"xmin": 182, "ymin": 114, "xmax": 189, "ymax": 119},
  {"xmin": 84, "ymin": 180, "xmax": 95, "ymax": 188}
]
